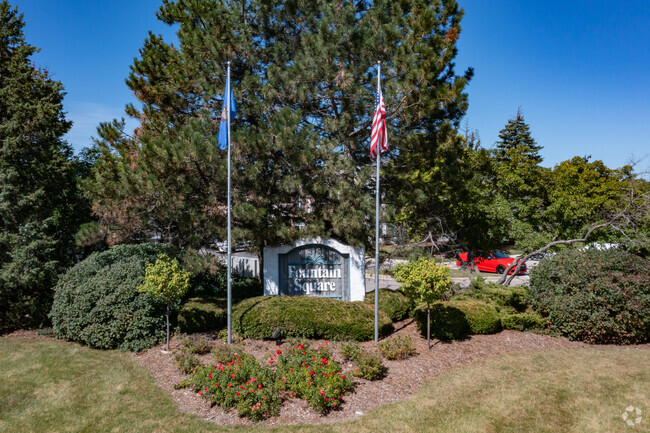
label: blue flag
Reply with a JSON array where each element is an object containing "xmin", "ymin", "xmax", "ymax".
[{"xmin": 218, "ymin": 74, "xmax": 236, "ymax": 150}]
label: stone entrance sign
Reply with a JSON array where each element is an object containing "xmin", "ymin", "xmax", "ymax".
[{"xmin": 264, "ymin": 238, "xmax": 365, "ymax": 301}]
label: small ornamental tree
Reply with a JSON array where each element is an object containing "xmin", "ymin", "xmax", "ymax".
[
  {"xmin": 394, "ymin": 258, "xmax": 451, "ymax": 349},
  {"xmin": 139, "ymin": 253, "xmax": 190, "ymax": 349}
]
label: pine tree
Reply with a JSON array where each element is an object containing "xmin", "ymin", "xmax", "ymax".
[
  {"xmin": 494, "ymin": 109, "xmax": 543, "ymax": 163},
  {"xmin": 86, "ymin": 0, "xmax": 473, "ymax": 270},
  {"xmin": 0, "ymin": 1, "xmax": 82, "ymax": 331},
  {"xmin": 492, "ymin": 110, "xmax": 549, "ymax": 249}
]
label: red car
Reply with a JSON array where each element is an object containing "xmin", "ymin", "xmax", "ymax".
[{"xmin": 456, "ymin": 251, "xmax": 527, "ymax": 274}]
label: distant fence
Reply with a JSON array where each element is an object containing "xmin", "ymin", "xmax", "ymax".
[
  {"xmin": 231, "ymin": 256, "xmax": 259, "ymax": 278},
  {"xmin": 199, "ymin": 248, "xmax": 260, "ymax": 278}
]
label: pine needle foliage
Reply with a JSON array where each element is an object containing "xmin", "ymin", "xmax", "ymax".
[
  {"xmin": 0, "ymin": 1, "xmax": 85, "ymax": 332},
  {"xmin": 85, "ymin": 0, "xmax": 473, "ymax": 262}
]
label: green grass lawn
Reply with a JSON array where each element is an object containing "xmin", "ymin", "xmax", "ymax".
[{"xmin": 1, "ymin": 337, "xmax": 648, "ymax": 432}]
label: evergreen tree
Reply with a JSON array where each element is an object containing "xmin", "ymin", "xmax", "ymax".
[
  {"xmin": 491, "ymin": 110, "xmax": 548, "ymax": 249},
  {"xmin": 0, "ymin": 1, "xmax": 82, "ymax": 331},
  {"xmin": 86, "ymin": 0, "xmax": 472, "ymax": 273},
  {"xmin": 494, "ymin": 108, "xmax": 542, "ymax": 163}
]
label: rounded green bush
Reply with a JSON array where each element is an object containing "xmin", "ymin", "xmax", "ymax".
[
  {"xmin": 414, "ymin": 299, "xmax": 501, "ymax": 340},
  {"xmin": 466, "ymin": 279, "xmax": 530, "ymax": 313},
  {"xmin": 529, "ymin": 249, "xmax": 650, "ymax": 344},
  {"xmin": 232, "ymin": 296, "xmax": 393, "ymax": 341},
  {"xmin": 500, "ymin": 312, "xmax": 546, "ymax": 331},
  {"xmin": 178, "ymin": 297, "xmax": 227, "ymax": 333},
  {"xmin": 49, "ymin": 243, "xmax": 173, "ymax": 351},
  {"xmin": 363, "ymin": 289, "xmax": 414, "ymax": 321}
]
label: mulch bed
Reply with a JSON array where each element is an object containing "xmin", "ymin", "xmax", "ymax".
[{"xmin": 129, "ymin": 320, "xmax": 587, "ymax": 427}]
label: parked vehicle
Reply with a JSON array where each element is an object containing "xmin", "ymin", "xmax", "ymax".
[
  {"xmin": 456, "ymin": 250, "xmax": 527, "ymax": 274},
  {"xmin": 529, "ymin": 251, "xmax": 556, "ymax": 260}
]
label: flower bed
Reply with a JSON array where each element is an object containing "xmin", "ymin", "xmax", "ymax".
[{"xmin": 175, "ymin": 341, "xmax": 352, "ymax": 421}]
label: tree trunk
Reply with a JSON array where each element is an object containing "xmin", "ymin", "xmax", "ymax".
[
  {"xmin": 427, "ymin": 302, "xmax": 431, "ymax": 350},
  {"xmin": 166, "ymin": 303, "xmax": 170, "ymax": 350}
]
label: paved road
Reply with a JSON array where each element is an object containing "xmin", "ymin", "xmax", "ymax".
[{"xmin": 365, "ymin": 267, "xmax": 530, "ymax": 292}]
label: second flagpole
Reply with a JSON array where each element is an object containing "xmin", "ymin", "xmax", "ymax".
[
  {"xmin": 374, "ymin": 62, "xmax": 381, "ymax": 343},
  {"xmin": 226, "ymin": 61, "xmax": 232, "ymax": 345}
]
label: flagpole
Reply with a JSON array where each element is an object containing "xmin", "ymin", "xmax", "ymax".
[
  {"xmin": 374, "ymin": 61, "xmax": 381, "ymax": 343},
  {"xmin": 226, "ymin": 61, "xmax": 232, "ymax": 345}
]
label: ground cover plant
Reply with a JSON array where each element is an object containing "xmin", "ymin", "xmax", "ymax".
[
  {"xmin": 232, "ymin": 296, "xmax": 393, "ymax": 341},
  {"xmin": 529, "ymin": 248, "xmax": 650, "ymax": 343},
  {"xmin": 180, "ymin": 335, "xmax": 213, "ymax": 355},
  {"xmin": 2, "ymin": 336, "xmax": 648, "ymax": 433},
  {"xmin": 338, "ymin": 341, "xmax": 386, "ymax": 380},
  {"xmin": 378, "ymin": 335, "xmax": 416, "ymax": 360},
  {"xmin": 211, "ymin": 343, "xmax": 245, "ymax": 364},
  {"xmin": 352, "ymin": 351, "xmax": 386, "ymax": 380},
  {"xmin": 176, "ymin": 341, "xmax": 352, "ymax": 420},
  {"xmin": 49, "ymin": 244, "xmax": 174, "ymax": 351}
]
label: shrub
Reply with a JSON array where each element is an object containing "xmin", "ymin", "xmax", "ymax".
[
  {"xmin": 180, "ymin": 335, "xmax": 213, "ymax": 355},
  {"xmin": 211, "ymin": 344, "xmax": 246, "ymax": 364},
  {"xmin": 49, "ymin": 244, "xmax": 174, "ymax": 351},
  {"xmin": 501, "ymin": 312, "xmax": 547, "ymax": 331},
  {"xmin": 414, "ymin": 300, "xmax": 501, "ymax": 340},
  {"xmin": 363, "ymin": 289, "xmax": 414, "ymax": 321},
  {"xmin": 529, "ymin": 249, "xmax": 650, "ymax": 344},
  {"xmin": 340, "ymin": 341, "xmax": 361, "ymax": 361},
  {"xmin": 177, "ymin": 342, "xmax": 352, "ymax": 420},
  {"xmin": 275, "ymin": 342, "xmax": 351, "ymax": 413},
  {"xmin": 466, "ymin": 278, "xmax": 530, "ymax": 313},
  {"xmin": 413, "ymin": 302, "xmax": 469, "ymax": 340},
  {"xmin": 217, "ymin": 328, "xmax": 243, "ymax": 344},
  {"xmin": 352, "ymin": 351, "xmax": 385, "ymax": 380},
  {"xmin": 178, "ymin": 297, "xmax": 227, "ymax": 333},
  {"xmin": 178, "ymin": 353, "xmax": 281, "ymax": 421},
  {"xmin": 232, "ymin": 296, "xmax": 393, "ymax": 341},
  {"xmin": 378, "ymin": 335, "xmax": 416, "ymax": 360},
  {"xmin": 174, "ymin": 348, "xmax": 203, "ymax": 374}
]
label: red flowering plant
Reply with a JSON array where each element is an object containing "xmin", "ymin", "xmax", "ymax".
[
  {"xmin": 175, "ymin": 353, "xmax": 281, "ymax": 421},
  {"xmin": 176, "ymin": 341, "xmax": 353, "ymax": 420},
  {"xmin": 274, "ymin": 342, "xmax": 352, "ymax": 413}
]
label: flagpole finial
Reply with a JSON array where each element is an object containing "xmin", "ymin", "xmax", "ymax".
[{"xmin": 227, "ymin": 61, "xmax": 231, "ymax": 66}]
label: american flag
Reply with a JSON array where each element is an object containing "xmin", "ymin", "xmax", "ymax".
[{"xmin": 370, "ymin": 83, "xmax": 388, "ymax": 159}]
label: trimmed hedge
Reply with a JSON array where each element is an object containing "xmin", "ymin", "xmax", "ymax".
[
  {"xmin": 463, "ymin": 278, "xmax": 530, "ymax": 314},
  {"xmin": 501, "ymin": 312, "xmax": 546, "ymax": 331},
  {"xmin": 232, "ymin": 296, "xmax": 393, "ymax": 341},
  {"xmin": 178, "ymin": 297, "xmax": 227, "ymax": 333},
  {"xmin": 50, "ymin": 244, "xmax": 174, "ymax": 351},
  {"xmin": 529, "ymin": 249, "xmax": 650, "ymax": 344},
  {"xmin": 363, "ymin": 289, "xmax": 414, "ymax": 321},
  {"xmin": 414, "ymin": 300, "xmax": 501, "ymax": 340}
]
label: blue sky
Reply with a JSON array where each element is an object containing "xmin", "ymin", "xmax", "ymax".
[{"xmin": 13, "ymin": 0, "xmax": 650, "ymax": 171}]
